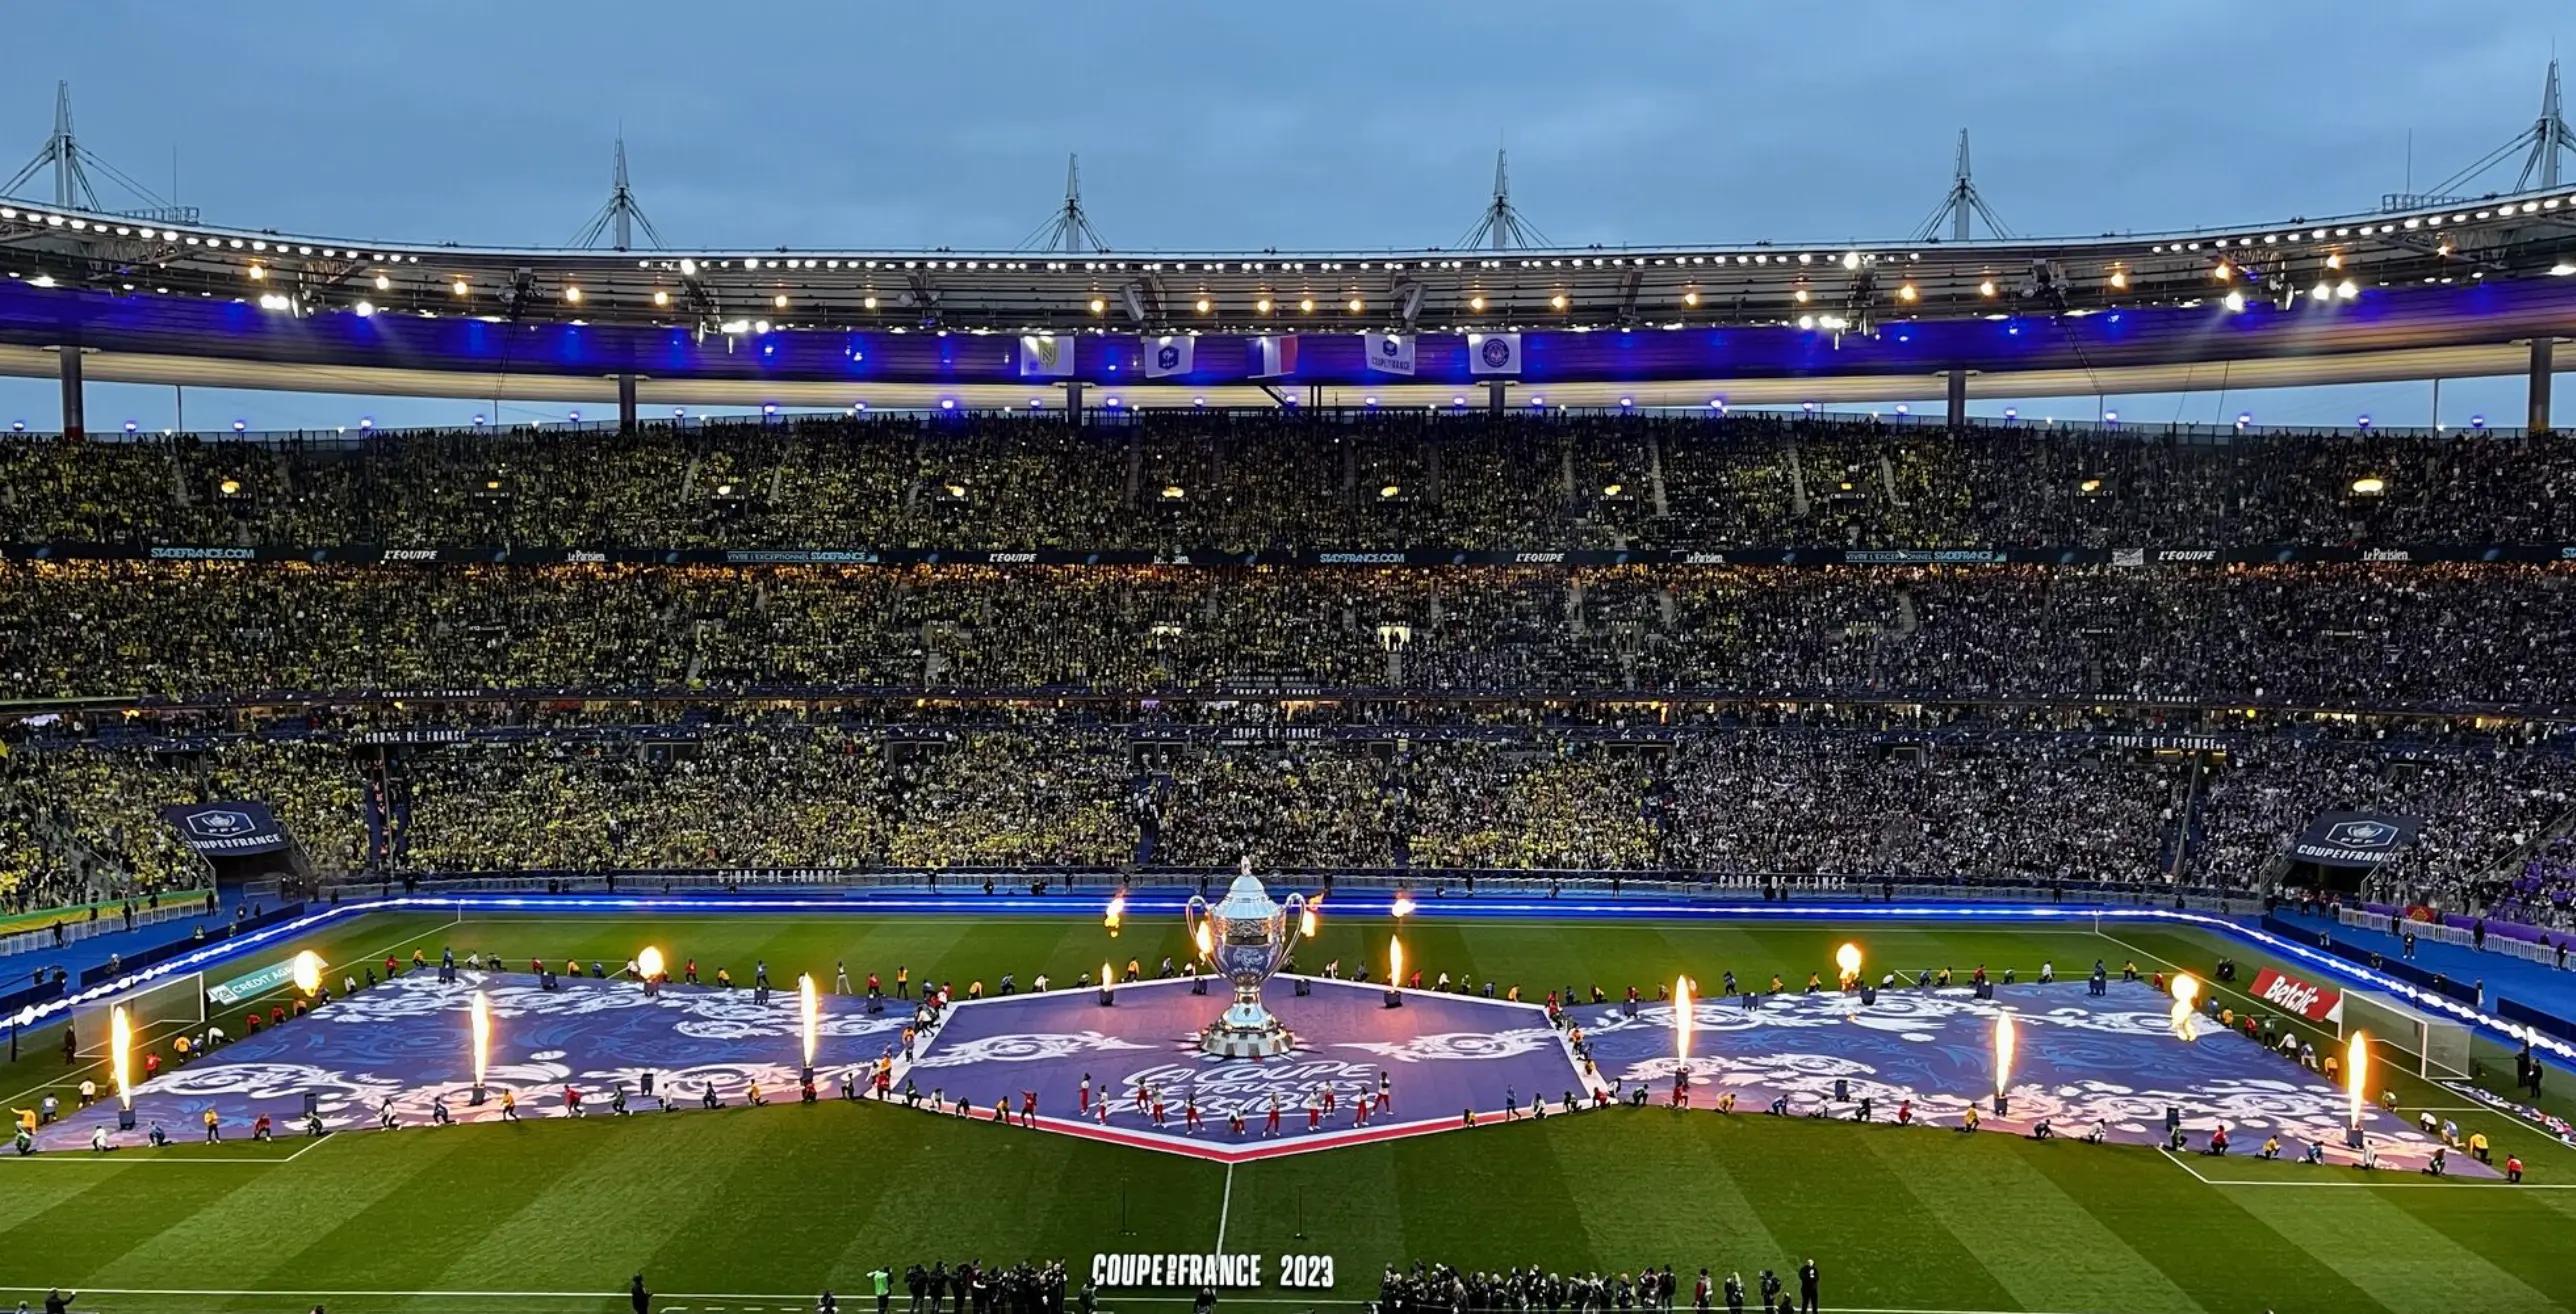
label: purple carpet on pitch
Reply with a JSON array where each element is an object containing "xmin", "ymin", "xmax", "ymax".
[
  {"xmin": 1573, "ymin": 979, "xmax": 2490, "ymax": 1176},
  {"xmin": 27, "ymin": 970, "xmax": 911, "ymax": 1149},
  {"xmin": 904, "ymin": 976, "xmax": 1588, "ymax": 1148}
]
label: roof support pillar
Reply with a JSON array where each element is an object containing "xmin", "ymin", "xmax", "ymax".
[
  {"xmin": 615, "ymin": 374, "xmax": 638, "ymax": 433},
  {"xmin": 1486, "ymin": 381, "xmax": 1507, "ymax": 417},
  {"xmin": 2533, "ymin": 339, "xmax": 2556, "ymax": 434},
  {"xmin": 1945, "ymin": 369, "xmax": 1968, "ymax": 429},
  {"xmin": 57, "ymin": 347, "xmax": 85, "ymax": 438},
  {"xmin": 1065, "ymin": 380, "xmax": 1086, "ymax": 427}
]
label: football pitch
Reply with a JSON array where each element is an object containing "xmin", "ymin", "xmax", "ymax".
[{"xmin": 3, "ymin": 908, "xmax": 2573, "ymax": 1314}]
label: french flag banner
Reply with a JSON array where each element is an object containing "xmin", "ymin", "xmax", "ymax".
[
  {"xmin": 1018, "ymin": 334, "xmax": 1077, "ymax": 378},
  {"xmin": 1362, "ymin": 332, "xmax": 1417, "ymax": 376},
  {"xmin": 1249, "ymin": 335, "xmax": 1299, "ymax": 378},
  {"xmin": 1466, "ymin": 332, "xmax": 1522, "ymax": 376},
  {"xmin": 1144, "ymin": 335, "xmax": 1196, "ymax": 378}
]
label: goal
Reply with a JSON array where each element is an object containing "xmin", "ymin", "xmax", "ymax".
[
  {"xmin": 71, "ymin": 970, "xmax": 206, "ymax": 1057},
  {"xmin": 2338, "ymin": 986, "xmax": 2472, "ymax": 1081}
]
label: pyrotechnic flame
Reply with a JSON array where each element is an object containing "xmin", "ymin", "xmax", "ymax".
[
  {"xmin": 1101, "ymin": 961, "xmax": 1112, "ymax": 989},
  {"xmin": 2347, "ymin": 1031, "xmax": 2369, "ymax": 1129},
  {"xmin": 1390, "ymin": 934, "xmax": 1405, "ymax": 987},
  {"xmin": 1104, "ymin": 893, "xmax": 1125, "ymax": 936},
  {"xmin": 291, "ymin": 949, "xmax": 323, "ymax": 996},
  {"xmin": 110, "ymin": 1004, "xmax": 133, "ymax": 1108},
  {"xmin": 1300, "ymin": 897, "xmax": 1320, "ymax": 939},
  {"xmin": 637, "ymin": 946, "xmax": 665, "ymax": 981},
  {"xmin": 2169, "ymin": 972, "xmax": 2200, "ymax": 1040},
  {"xmin": 1835, "ymin": 942, "xmax": 1861, "ymax": 987},
  {"xmin": 1193, "ymin": 920, "xmax": 1214, "ymax": 960},
  {"xmin": 470, "ymin": 990, "xmax": 491, "ymax": 1086},
  {"xmin": 798, "ymin": 973, "xmax": 819, "ymax": 1067},
  {"xmin": 1674, "ymin": 975, "xmax": 1694, "ymax": 1066},
  {"xmin": 1994, "ymin": 1010, "xmax": 2017, "ymax": 1099},
  {"xmin": 1390, "ymin": 892, "xmax": 1417, "ymax": 919}
]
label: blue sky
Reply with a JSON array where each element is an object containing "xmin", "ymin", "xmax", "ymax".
[{"xmin": 3, "ymin": 0, "xmax": 2568, "ymax": 431}]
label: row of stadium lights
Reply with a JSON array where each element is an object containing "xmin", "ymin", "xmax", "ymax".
[
  {"xmin": 10, "ymin": 208, "xmax": 2548, "ymax": 328},
  {"xmin": 4, "ymin": 190, "xmax": 2564, "ymax": 269},
  {"xmin": 21, "ymin": 222, "xmax": 2573, "ymax": 330},
  {"xmin": 8, "ymin": 191, "xmax": 2573, "ymax": 300}
]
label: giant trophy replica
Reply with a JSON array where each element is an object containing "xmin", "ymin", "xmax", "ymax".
[{"xmin": 1183, "ymin": 859, "xmax": 1309, "ymax": 1058}]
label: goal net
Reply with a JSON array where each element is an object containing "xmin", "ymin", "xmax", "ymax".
[
  {"xmin": 2338, "ymin": 986, "xmax": 2472, "ymax": 1081},
  {"xmin": 71, "ymin": 971, "xmax": 206, "ymax": 1057}
]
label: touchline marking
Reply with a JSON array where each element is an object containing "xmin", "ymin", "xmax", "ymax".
[
  {"xmin": 1215, "ymin": 1161, "xmax": 1234, "ymax": 1252},
  {"xmin": 0, "ymin": 1130, "xmax": 334, "ymax": 1170},
  {"xmin": 0, "ymin": 1290, "xmax": 2107, "ymax": 1313},
  {"xmin": 2158, "ymin": 1146, "xmax": 2568, "ymax": 1189}
]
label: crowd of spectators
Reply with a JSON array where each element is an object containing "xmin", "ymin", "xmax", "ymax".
[
  {"xmin": 4, "ymin": 559, "xmax": 2570, "ymax": 710},
  {"xmin": 7, "ymin": 414, "xmax": 2573, "ymax": 918},
  {"xmin": 4, "ymin": 413, "xmax": 2570, "ymax": 550},
  {"xmin": 2477, "ymin": 836, "xmax": 2576, "ymax": 930},
  {"xmin": 2189, "ymin": 742, "xmax": 2576, "ymax": 903},
  {"xmin": 0, "ymin": 741, "xmax": 371, "ymax": 912},
  {"xmin": 3, "ymin": 726, "xmax": 2567, "ymax": 910}
]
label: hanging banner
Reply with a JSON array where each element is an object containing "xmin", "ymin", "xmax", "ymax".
[
  {"xmin": 158, "ymin": 802, "xmax": 290, "ymax": 855},
  {"xmin": 1249, "ymin": 336, "xmax": 1299, "ymax": 378},
  {"xmin": 1144, "ymin": 335, "xmax": 1196, "ymax": 378},
  {"xmin": 1467, "ymin": 332, "xmax": 1522, "ymax": 375},
  {"xmin": 1018, "ymin": 335, "xmax": 1077, "ymax": 377},
  {"xmin": 2287, "ymin": 811, "xmax": 2419, "ymax": 868},
  {"xmin": 1362, "ymin": 332, "xmax": 1417, "ymax": 375}
]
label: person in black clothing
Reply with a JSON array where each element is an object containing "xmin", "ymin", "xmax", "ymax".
[
  {"xmin": 907, "ymin": 1263, "xmax": 930, "ymax": 1314},
  {"xmin": 1758, "ymin": 1269, "xmax": 1780, "ymax": 1311},
  {"xmin": 43, "ymin": 1289, "xmax": 75, "ymax": 1314},
  {"xmin": 1797, "ymin": 1259, "xmax": 1818, "ymax": 1314},
  {"xmin": 1723, "ymin": 1271, "xmax": 1745, "ymax": 1314},
  {"xmin": 630, "ymin": 1273, "xmax": 651, "ymax": 1314}
]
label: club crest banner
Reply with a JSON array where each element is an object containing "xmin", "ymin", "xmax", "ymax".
[
  {"xmin": 1018, "ymin": 335, "xmax": 1077, "ymax": 378},
  {"xmin": 1467, "ymin": 332, "xmax": 1522, "ymax": 376}
]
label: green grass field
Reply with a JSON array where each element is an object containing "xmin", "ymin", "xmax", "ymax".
[{"xmin": 3, "ymin": 908, "xmax": 2573, "ymax": 1314}]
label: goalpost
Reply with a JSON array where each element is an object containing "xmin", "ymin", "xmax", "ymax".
[
  {"xmin": 71, "ymin": 971, "xmax": 207, "ymax": 1057},
  {"xmin": 2337, "ymin": 986, "xmax": 2473, "ymax": 1081}
]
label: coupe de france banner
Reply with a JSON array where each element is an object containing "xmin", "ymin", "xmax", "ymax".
[
  {"xmin": 1018, "ymin": 334, "xmax": 1076, "ymax": 377},
  {"xmin": 2287, "ymin": 810, "xmax": 2419, "ymax": 868},
  {"xmin": 158, "ymin": 801, "xmax": 290, "ymax": 855},
  {"xmin": 1144, "ymin": 335, "xmax": 1196, "ymax": 378},
  {"xmin": 1362, "ymin": 332, "xmax": 1417, "ymax": 375},
  {"xmin": 1467, "ymin": 331, "xmax": 1522, "ymax": 375}
]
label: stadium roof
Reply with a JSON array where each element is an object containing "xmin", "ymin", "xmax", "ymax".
[{"xmin": 3, "ymin": 187, "xmax": 2574, "ymax": 402}]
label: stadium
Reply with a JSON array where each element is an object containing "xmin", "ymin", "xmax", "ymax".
[{"xmin": 6, "ymin": 13, "xmax": 2576, "ymax": 1314}]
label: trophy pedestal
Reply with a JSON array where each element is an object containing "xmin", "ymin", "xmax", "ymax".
[
  {"xmin": 1199, "ymin": 997, "xmax": 1295, "ymax": 1058},
  {"xmin": 1199, "ymin": 1018, "xmax": 1297, "ymax": 1059}
]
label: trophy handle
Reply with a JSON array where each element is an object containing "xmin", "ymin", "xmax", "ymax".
[
  {"xmin": 1275, "ymin": 893, "xmax": 1308, "ymax": 975},
  {"xmin": 1184, "ymin": 895, "xmax": 1211, "ymax": 965}
]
